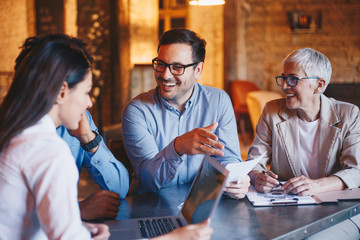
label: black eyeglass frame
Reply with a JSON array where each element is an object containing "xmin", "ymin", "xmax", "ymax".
[
  {"xmin": 152, "ymin": 57, "xmax": 199, "ymax": 76},
  {"xmin": 275, "ymin": 76, "xmax": 320, "ymax": 87}
]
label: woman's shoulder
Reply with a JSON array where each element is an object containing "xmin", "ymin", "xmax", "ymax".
[
  {"xmin": 2, "ymin": 129, "xmax": 72, "ymax": 177},
  {"xmin": 324, "ymin": 95, "xmax": 360, "ymax": 116},
  {"xmin": 321, "ymin": 95, "xmax": 360, "ymax": 127},
  {"xmin": 23, "ymin": 130, "xmax": 70, "ymax": 158},
  {"xmin": 264, "ymin": 98, "xmax": 287, "ymax": 112},
  {"xmin": 328, "ymin": 97, "xmax": 359, "ymax": 111}
]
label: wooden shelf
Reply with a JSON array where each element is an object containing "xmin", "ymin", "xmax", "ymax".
[{"xmin": 291, "ymin": 28, "xmax": 322, "ymax": 34}]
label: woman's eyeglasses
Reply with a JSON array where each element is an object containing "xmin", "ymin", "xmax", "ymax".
[{"xmin": 275, "ymin": 76, "xmax": 319, "ymax": 87}]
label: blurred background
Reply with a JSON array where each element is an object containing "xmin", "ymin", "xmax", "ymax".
[{"xmin": 0, "ymin": 0, "xmax": 359, "ymax": 146}]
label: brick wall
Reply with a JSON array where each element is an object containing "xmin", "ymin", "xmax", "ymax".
[
  {"xmin": 129, "ymin": 0, "xmax": 158, "ymax": 65},
  {"xmin": 245, "ymin": 0, "xmax": 360, "ymax": 91},
  {"xmin": 189, "ymin": 5, "xmax": 224, "ymax": 90},
  {"xmin": 0, "ymin": 0, "xmax": 29, "ymax": 72},
  {"xmin": 1, "ymin": 0, "xmax": 359, "ymax": 124}
]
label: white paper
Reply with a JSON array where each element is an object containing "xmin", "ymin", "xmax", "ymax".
[{"xmin": 225, "ymin": 152, "xmax": 266, "ymax": 183}]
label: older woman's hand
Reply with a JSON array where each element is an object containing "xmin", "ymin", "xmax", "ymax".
[
  {"xmin": 283, "ymin": 175, "xmax": 338, "ymax": 196},
  {"xmin": 249, "ymin": 170, "xmax": 281, "ymax": 193},
  {"xmin": 283, "ymin": 175, "xmax": 347, "ymax": 195},
  {"xmin": 282, "ymin": 175, "xmax": 323, "ymax": 196}
]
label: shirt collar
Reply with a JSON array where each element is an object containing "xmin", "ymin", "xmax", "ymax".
[
  {"xmin": 157, "ymin": 82, "xmax": 199, "ymax": 114},
  {"xmin": 22, "ymin": 114, "xmax": 56, "ymax": 135},
  {"xmin": 39, "ymin": 114, "xmax": 57, "ymax": 132}
]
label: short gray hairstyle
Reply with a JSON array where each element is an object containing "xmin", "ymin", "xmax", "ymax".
[{"xmin": 283, "ymin": 48, "xmax": 332, "ymax": 93}]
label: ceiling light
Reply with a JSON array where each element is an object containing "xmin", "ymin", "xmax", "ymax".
[{"xmin": 189, "ymin": 0, "xmax": 225, "ymax": 6}]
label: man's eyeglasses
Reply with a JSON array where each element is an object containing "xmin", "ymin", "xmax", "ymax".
[
  {"xmin": 275, "ymin": 76, "xmax": 320, "ymax": 87},
  {"xmin": 152, "ymin": 58, "xmax": 199, "ymax": 76}
]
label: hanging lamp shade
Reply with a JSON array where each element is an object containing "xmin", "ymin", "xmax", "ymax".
[{"xmin": 189, "ymin": 0, "xmax": 225, "ymax": 6}]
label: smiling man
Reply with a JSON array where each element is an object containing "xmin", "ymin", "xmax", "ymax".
[{"xmin": 122, "ymin": 29, "xmax": 249, "ymax": 198}]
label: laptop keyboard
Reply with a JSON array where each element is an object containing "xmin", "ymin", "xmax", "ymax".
[{"xmin": 138, "ymin": 218, "xmax": 181, "ymax": 238}]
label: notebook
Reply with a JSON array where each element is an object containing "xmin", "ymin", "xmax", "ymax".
[{"xmin": 106, "ymin": 155, "xmax": 229, "ymax": 239}]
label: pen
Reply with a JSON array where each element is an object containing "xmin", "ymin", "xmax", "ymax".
[{"xmin": 262, "ymin": 170, "xmax": 283, "ymax": 186}]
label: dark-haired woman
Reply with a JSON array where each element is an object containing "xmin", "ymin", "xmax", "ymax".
[
  {"xmin": 0, "ymin": 37, "xmax": 109, "ymax": 239},
  {"xmin": 0, "ymin": 34, "xmax": 213, "ymax": 240}
]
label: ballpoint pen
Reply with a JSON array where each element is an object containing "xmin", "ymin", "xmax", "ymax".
[{"xmin": 262, "ymin": 170, "xmax": 283, "ymax": 186}]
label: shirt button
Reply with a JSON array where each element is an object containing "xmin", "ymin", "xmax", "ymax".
[
  {"xmin": 171, "ymin": 175, "xmax": 174, "ymax": 178},
  {"xmin": 177, "ymin": 160, "xmax": 181, "ymax": 163},
  {"xmin": 94, "ymin": 161, "xmax": 99, "ymax": 164},
  {"xmin": 180, "ymin": 182, "xmax": 184, "ymax": 184},
  {"xmin": 106, "ymin": 180, "xmax": 110, "ymax": 184}
]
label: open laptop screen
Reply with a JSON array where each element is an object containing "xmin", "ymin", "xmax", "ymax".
[{"xmin": 181, "ymin": 156, "xmax": 228, "ymax": 224}]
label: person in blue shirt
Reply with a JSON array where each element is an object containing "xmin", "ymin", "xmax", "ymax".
[
  {"xmin": 122, "ymin": 28, "xmax": 250, "ymax": 198},
  {"xmin": 57, "ymin": 111, "xmax": 129, "ymax": 220},
  {"xmin": 15, "ymin": 35, "xmax": 129, "ymax": 221}
]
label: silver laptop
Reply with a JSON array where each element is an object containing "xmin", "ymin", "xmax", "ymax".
[{"xmin": 106, "ymin": 155, "xmax": 229, "ymax": 239}]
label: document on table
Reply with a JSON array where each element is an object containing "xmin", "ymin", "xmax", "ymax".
[
  {"xmin": 246, "ymin": 185, "xmax": 320, "ymax": 207},
  {"xmin": 225, "ymin": 152, "xmax": 266, "ymax": 183}
]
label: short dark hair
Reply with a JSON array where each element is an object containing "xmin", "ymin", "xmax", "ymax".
[
  {"xmin": 0, "ymin": 34, "xmax": 92, "ymax": 151},
  {"xmin": 158, "ymin": 29, "xmax": 206, "ymax": 63}
]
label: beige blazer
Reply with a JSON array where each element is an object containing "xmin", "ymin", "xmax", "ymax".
[{"xmin": 249, "ymin": 94, "xmax": 360, "ymax": 189}]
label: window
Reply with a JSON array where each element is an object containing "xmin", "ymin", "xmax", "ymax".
[{"xmin": 159, "ymin": 0, "xmax": 188, "ymax": 38}]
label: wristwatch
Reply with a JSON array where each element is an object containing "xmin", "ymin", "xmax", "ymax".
[{"xmin": 81, "ymin": 131, "xmax": 102, "ymax": 151}]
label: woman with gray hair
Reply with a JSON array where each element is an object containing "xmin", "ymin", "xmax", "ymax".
[{"xmin": 248, "ymin": 47, "xmax": 360, "ymax": 196}]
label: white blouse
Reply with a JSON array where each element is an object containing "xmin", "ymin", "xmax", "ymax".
[
  {"xmin": 0, "ymin": 115, "xmax": 90, "ymax": 239},
  {"xmin": 298, "ymin": 118, "xmax": 321, "ymax": 179}
]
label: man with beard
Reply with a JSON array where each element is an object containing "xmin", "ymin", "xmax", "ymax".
[{"xmin": 122, "ymin": 29, "xmax": 249, "ymax": 199}]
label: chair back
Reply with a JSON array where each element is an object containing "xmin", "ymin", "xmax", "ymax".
[
  {"xmin": 246, "ymin": 90, "xmax": 283, "ymax": 133},
  {"xmin": 231, "ymin": 80, "xmax": 259, "ymax": 114}
]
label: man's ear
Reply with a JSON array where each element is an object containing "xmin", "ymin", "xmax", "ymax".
[
  {"xmin": 194, "ymin": 62, "xmax": 204, "ymax": 81},
  {"xmin": 56, "ymin": 81, "xmax": 69, "ymax": 105},
  {"xmin": 314, "ymin": 78, "xmax": 326, "ymax": 94}
]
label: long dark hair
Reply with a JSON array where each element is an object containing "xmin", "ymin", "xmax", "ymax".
[{"xmin": 0, "ymin": 36, "xmax": 91, "ymax": 152}]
